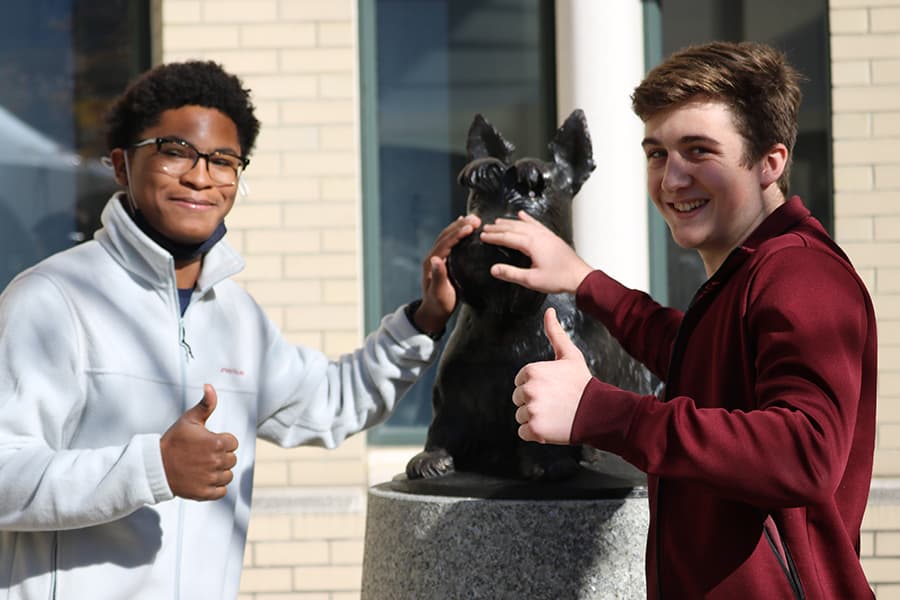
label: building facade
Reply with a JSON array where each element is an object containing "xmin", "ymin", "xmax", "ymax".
[{"xmin": 1, "ymin": 0, "xmax": 898, "ymax": 597}]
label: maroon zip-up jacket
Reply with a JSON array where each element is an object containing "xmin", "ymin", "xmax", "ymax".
[{"xmin": 572, "ymin": 198, "xmax": 877, "ymax": 599}]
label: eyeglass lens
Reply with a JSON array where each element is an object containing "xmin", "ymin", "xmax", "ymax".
[{"xmin": 155, "ymin": 139, "xmax": 244, "ymax": 185}]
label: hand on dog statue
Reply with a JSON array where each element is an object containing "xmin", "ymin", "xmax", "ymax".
[
  {"xmin": 414, "ymin": 214, "xmax": 482, "ymax": 335},
  {"xmin": 481, "ymin": 211, "xmax": 593, "ymax": 295}
]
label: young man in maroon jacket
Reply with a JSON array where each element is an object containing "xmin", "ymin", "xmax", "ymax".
[{"xmin": 480, "ymin": 41, "xmax": 877, "ymax": 599}]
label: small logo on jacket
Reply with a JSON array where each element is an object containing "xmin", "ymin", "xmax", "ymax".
[{"xmin": 220, "ymin": 367, "xmax": 245, "ymax": 376}]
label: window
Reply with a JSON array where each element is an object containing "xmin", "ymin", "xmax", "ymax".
[
  {"xmin": 360, "ymin": 0, "xmax": 557, "ymax": 443},
  {"xmin": 646, "ymin": 0, "xmax": 832, "ymax": 309},
  {"xmin": 0, "ymin": 1, "xmax": 150, "ymax": 288}
]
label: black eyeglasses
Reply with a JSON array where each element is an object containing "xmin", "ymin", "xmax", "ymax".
[{"xmin": 130, "ymin": 137, "xmax": 249, "ymax": 186}]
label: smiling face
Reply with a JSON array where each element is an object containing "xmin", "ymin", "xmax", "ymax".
[
  {"xmin": 110, "ymin": 105, "xmax": 242, "ymax": 245},
  {"xmin": 642, "ymin": 99, "xmax": 787, "ymax": 275}
]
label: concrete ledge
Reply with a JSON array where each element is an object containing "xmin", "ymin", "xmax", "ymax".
[
  {"xmin": 868, "ymin": 478, "xmax": 900, "ymax": 505},
  {"xmin": 250, "ymin": 487, "xmax": 366, "ymax": 514}
]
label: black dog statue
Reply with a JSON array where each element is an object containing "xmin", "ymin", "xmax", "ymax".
[{"xmin": 406, "ymin": 110, "xmax": 655, "ymax": 481}]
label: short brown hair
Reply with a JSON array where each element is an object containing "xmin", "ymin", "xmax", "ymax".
[{"xmin": 631, "ymin": 41, "xmax": 802, "ymax": 196}]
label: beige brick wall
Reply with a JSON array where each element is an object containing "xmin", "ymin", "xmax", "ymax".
[
  {"xmin": 157, "ymin": 0, "xmax": 367, "ymax": 597},
  {"xmin": 832, "ymin": 0, "xmax": 900, "ymax": 594},
  {"xmin": 160, "ymin": 0, "xmax": 362, "ymax": 353},
  {"xmin": 149, "ymin": 0, "xmax": 900, "ymax": 596}
]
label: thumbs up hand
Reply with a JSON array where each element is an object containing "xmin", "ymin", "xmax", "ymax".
[
  {"xmin": 512, "ymin": 308, "xmax": 593, "ymax": 444},
  {"xmin": 160, "ymin": 384, "xmax": 239, "ymax": 501}
]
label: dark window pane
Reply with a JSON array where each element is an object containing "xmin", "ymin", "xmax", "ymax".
[
  {"xmin": 0, "ymin": 1, "xmax": 150, "ymax": 288},
  {"xmin": 365, "ymin": 0, "xmax": 556, "ymax": 443}
]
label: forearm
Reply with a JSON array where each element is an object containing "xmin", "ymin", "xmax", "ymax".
[
  {"xmin": 575, "ymin": 270, "xmax": 681, "ymax": 378},
  {"xmin": 573, "ymin": 380, "xmax": 856, "ymax": 509},
  {"xmin": 257, "ymin": 304, "xmax": 438, "ymax": 448},
  {"xmin": 0, "ymin": 434, "xmax": 172, "ymax": 531}
]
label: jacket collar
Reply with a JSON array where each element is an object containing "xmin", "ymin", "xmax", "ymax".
[
  {"xmin": 690, "ymin": 196, "xmax": 813, "ymax": 308},
  {"xmin": 94, "ymin": 192, "xmax": 244, "ymax": 294},
  {"xmin": 710, "ymin": 196, "xmax": 814, "ymax": 279},
  {"xmin": 739, "ymin": 195, "xmax": 812, "ymax": 252}
]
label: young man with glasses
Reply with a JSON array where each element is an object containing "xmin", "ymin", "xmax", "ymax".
[
  {"xmin": 481, "ymin": 41, "xmax": 876, "ymax": 598},
  {"xmin": 0, "ymin": 60, "xmax": 476, "ymax": 599}
]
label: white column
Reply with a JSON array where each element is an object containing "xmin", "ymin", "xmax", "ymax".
[{"xmin": 555, "ymin": 0, "xmax": 649, "ymax": 292}]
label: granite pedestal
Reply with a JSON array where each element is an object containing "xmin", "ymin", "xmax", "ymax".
[{"xmin": 361, "ymin": 462, "xmax": 648, "ymax": 600}]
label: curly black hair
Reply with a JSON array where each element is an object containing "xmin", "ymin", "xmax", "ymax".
[{"xmin": 104, "ymin": 60, "xmax": 260, "ymax": 157}]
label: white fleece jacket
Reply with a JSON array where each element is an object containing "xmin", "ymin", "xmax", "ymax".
[{"xmin": 0, "ymin": 194, "xmax": 437, "ymax": 599}]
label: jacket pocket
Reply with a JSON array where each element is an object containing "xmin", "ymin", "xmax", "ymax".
[{"xmin": 763, "ymin": 516, "xmax": 805, "ymax": 600}]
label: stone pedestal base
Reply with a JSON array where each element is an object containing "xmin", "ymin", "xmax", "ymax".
[{"xmin": 361, "ymin": 468, "xmax": 648, "ymax": 599}]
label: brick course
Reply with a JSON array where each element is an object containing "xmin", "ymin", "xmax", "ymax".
[
  {"xmin": 159, "ymin": 0, "xmax": 367, "ymax": 596},
  {"xmin": 153, "ymin": 0, "xmax": 900, "ymax": 596},
  {"xmin": 833, "ymin": 2, "xmax": 900, "ymax": 595}
]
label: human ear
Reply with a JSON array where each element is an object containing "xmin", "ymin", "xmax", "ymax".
[
  {"xmin": 109, "ymin": 148, "xmax": 129, "ymax": 186},
  {"xmin": 760, "ymin": 143, "xmax": 788, "ymax": 188}
]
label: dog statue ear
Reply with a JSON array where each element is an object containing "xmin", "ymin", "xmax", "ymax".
[
  {"xmin": 549, "ymin": 109, "xmax": 596, "ymax": 195},
  {"xmin": 466, "ymin": 114, "xmax": 515, "ymax": 163}
]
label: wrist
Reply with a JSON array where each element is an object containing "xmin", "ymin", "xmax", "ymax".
[
  {"xmin": 571, "ymin": 263, "xmax": 593, "ymax": 294},
  {"xmin": 405, "ymin": 299, "xmax": 446, "ymax": 340}
]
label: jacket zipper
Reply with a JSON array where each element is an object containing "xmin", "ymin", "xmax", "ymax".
[
  {"xmin": 50, "ymin": 531, "xmax": 58, "ymax": 599},
  {"xmin": 655, "ymin": 273, "xmax": 725, "ymax": 599},
  {"xmin": 175, "ymin": 315, "xmax": 187, "ymax": 600},
  {"xmin": 172, "ymin": 278, "xmax": 189, "ymax": 600},
  {"xmin": 179, "ymin": 320, "xmax": 194, "ymax": 361},
  {"xmin": 764, "ymin": 521, "xmax": 805, "ymax": 599}
]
